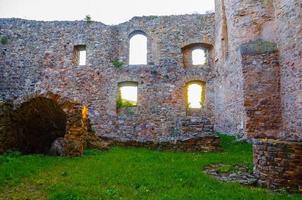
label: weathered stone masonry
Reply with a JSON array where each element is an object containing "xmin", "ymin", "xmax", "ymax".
[
  {"xmin": 0, "ymin": 0, "xmax": 302, "ymax": 192},
  {"xmin": 214, "ymin": 0, "xmax": 302, "ymax": 192},
  {"xmin": 0, "ymin": 14, "xmax": 219, "ymax": 153}
]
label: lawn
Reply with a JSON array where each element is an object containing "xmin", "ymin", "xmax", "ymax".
[{"xmin": 0, "ymin": 135, "xmax": 300, "ymax": 200}]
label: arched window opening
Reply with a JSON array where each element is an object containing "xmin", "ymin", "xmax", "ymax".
[
  {"xmin": 129, "ymin": 33, "xmax": 147, "ymax": 65},
  {"xmin": 186, "ymin": 81, "xmax": 206, "ymax": 109},
  {"xmin": 117, "ymin": 82, "xmax": 138, "ymax": 108},
  {"xmin": 192, "ymin": 49, "xmax": 206, "ymax": 65}
]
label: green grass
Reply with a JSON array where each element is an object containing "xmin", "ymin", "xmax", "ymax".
[{"xmin": 0, "ymin": 135, "xmax": 300, "ymax": 200}]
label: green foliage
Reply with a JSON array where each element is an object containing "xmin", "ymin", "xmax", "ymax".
[
  {"xmin": 112, "ymin": 59, "xmax": 124, "ymax": 69},
  {"xmin": 149, "ymin": 16, "xmax": 159, "ymax": 20},
  {"xmin": 0, "ymin": 35, "xmax": 8, "ymax": 45},
  {"xmin": 0, "ymin": 135, "xmax": 301, "ymax": 199},
  {"xmin": 48, "ymin": 190, "xmax": 86, "ymax": 200},
  {"xmin": 84, "ymin": 15, "xmax": 92, "ymax": 23},
  {"xmin": 116, "ymin": 98, "xmax": 136, "ymax": 109}
]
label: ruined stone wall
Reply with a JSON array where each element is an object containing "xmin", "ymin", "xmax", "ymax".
[
  {"xmin": 253, "ymin": 139, "xmax": 302, "ymax": 192},
  {"xmin": 214, "ymin": 0, "xmax": 276, "ymax": 138},
  {"xmin": 214, "ymin": 0, "xmax": 302, "ymax": 141},
  {"xmin": 214, "ymin": 0, "xmax": 301, "ymax": 192},
  {"xmin": 0, "ymin": 14, "xmax": 216, "ymax": 142},
  {"xmin": 273, "ymin": 0, "xmax": 302, "ymax": 142}
]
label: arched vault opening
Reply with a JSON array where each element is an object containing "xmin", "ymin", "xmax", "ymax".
[{"xmin": 14, "ymin": 97, "xmax": 67, "ymax": 154}]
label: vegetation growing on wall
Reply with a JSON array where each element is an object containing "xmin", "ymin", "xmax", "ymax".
[
  {"xmin": 0, "ymin": 35, "xmax": 8, "ymax": 45},
  {"xmin": 112, "ymin": 59, "xmax": 124, "ymax": 69},
  {"xmin": 84, "ymin": 15, "xmax": 92, "ymax": 23}
]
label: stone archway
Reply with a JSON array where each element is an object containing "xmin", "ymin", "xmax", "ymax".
[
  {"xmin": 14, "ymin": 97, "xmax": 67, "ymax": 154},
  {"xmin": 2, "ymin": 92, "xmax": 89, "ymax": 156}
]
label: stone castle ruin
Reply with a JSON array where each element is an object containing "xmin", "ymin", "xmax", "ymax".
[{"xmin": 0, "ymin": 0, "xmax": 301, "ymax": 193}]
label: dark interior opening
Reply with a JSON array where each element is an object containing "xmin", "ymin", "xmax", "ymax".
[{"xmin": 14, "ymin": 97, "xmax": 67, "ymax": 154}]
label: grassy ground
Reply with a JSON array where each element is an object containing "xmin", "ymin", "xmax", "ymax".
[{"xmin": 0, "ymin": 135, "xmax": 301, "ymax": 200}]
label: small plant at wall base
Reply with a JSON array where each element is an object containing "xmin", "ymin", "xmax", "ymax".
[
  {"xmin": 112, "ymin": 59, "xmax": 124, "ymax": 69},
  {"xmin": 84, "ymin": 15, "xmax": 92, "ymax": 23},
  {"xmin": 0, "ymin": 36, "xmax": 8, "ymax": 45}
]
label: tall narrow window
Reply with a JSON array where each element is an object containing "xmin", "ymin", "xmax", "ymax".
[
  {"xmin": 79, "ymin": 48, "xmax": 86, "ymax": 65},
  {"xmin": 73, "ymin": 45, "xmax": 86, "ymax": 65},
  {"xmin": 117, "ymin": 82, "xmax": 138, "ymax": 108},
  {"xmin": 129, "ymin": 33, "xmax": 147, "ymax": 65},
  {"xmin": 192, "ymin": 49, "xmax": 206, "ymax": 65},
  {"xmin": 187, "ymin": 81, "xmax": 205, "ymax": 109}
]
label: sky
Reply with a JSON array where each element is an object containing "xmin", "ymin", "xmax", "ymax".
[{"xmin": 0, "ymin": 0, "xmax": 215, "ymax": 25}]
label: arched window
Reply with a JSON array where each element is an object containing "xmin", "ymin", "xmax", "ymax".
[
  {"xmin": 186, "ymin": 81, "xmax": 206, "ymax": 109},
  {"xmin": 182, "ymin": 44, "xmax": 210, "ymax": 68},
  {"xmin": 129, "ymin": 33, "xmax": 147, "ymax": 65},
  {"xmin": 117, "ymin": 82, "xmax": 138, "ymax": 108},
  {"xmin": 192, "ymin": 49, "xmax": 206, "ymax": 65}
]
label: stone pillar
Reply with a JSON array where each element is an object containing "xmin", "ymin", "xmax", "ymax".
[
  {"xmin": 253, "ymin": 139, "xmax": 302, "ymax": 192},
  {"xmin": 0, "ymin": 101, "xmax": 17, "ymax": 153},
  {"xmin": 64, "ymin": 104, "xmax": 88, "ymax": 156},
  {"xmin": 240, "ymin": 40, "xmax": 302, "ymax": 192}
]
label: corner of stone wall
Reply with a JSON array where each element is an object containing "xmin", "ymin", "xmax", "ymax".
[
  {"xmin": 64, "ymin": 104, "xmax": 88, "ymax": 156},
  {"xmin": 253, "ymin": 139, "xmax": 302, "ymax": 193}
]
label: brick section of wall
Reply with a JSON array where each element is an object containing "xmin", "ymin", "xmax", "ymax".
[
  {"xmin": 253, "ymin": 139, "xmax": 302, "ymax": 192},
  {"xmin": 240, "ymin": 40, "xmax": 282, "ymax": 139}
]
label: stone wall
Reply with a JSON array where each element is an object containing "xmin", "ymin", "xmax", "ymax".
[
  {"xmin": 214, "ymin": 0, "xmax": 276, "ymax": 138},
  {"xmin": 0, "ymin": 101, "xmax": 16, "ymax": 153},
  {"xmin": 214, "ymin": 0, "xmax": 301, "ymax": 141},
  {"xmin": 253, "ymin": 139, "xmax": 302, "ymax": 192},
  {"xmin": 240, "ymin": 40, "xmax": 282, "ymax": 139},
  {"xmin": 0, "ymin": 14, "xmax": 217, "ymax": 143},
  {"xmin": 214, "ymin": 0, "xmax": 302, "ymax": 192},
  {"xmin": 273, "ymin": 0, "xmax": 302, "ymax": 142}
]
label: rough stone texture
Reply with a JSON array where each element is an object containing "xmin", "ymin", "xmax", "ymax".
[
  {"xmin": 253, "ymin": 139, "xmax": 302, "ymax": 193},
  {"xmin": 214, "ymin": 0, "xmax": 302, "ymax": 141},
  {"xmin": 64, "ymin": 103, "xmax": 88, "ymax": 156},
  {"xmin": 102, "ymin": 135, "xmax": 221, "ymax": 152},
  {"xmin": 213, "ymin": 0, "xmax": 302, "ymax": 192},
  {"xmin": 85, "ymin": 131, "xmax": 111, "ymax": 150},
  {"xmin": 273, "ymin": 0, "xmax": 302, "ymax": 142},
  {"xmin": 0, "ymin": 0, "xmax": 301, "ymax": 191},
  {"xmin": 0, "ymin": 92, "xmax": 89, "ymax": 156},
  {"xmin": 240, "ymin": 40, "xmax": 282, "ymax": 139},
  {"xmin": 0, "ymin": 14, "xmax": 217, "ymax": 145},
  {"xmin": 204, "ymin": 164, "xmax": 257, "ymax": 186},
  {"xmin": 49, "ymin": 137, "xmax": 65, "ymax": 156},
  {"xmin": 0, "ymin": 101, "xmax": 16, "ymax": 153}
]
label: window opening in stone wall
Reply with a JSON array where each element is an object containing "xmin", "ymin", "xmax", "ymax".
[
  {"xmin": 129, "ymin": 34, "xmax": 147, "ymax": 65},
  {"xmin": 73, "ymin": 45, "xmax": 86, "ymax": 65},
  {"xmin": 192, "ymin": 49, "xmax": 206, "ymax": 65},
  {"xmin": 187, "ymin": 82, "xmax": 205, "ymax": 109},
  {"xmin": 117, "ymin": 82, "xmax": 138, "ymax": 108}
]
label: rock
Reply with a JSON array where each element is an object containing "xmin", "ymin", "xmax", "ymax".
[
  {"xmin": 49, "ymin": 137, "xmax": 66, "ymax": 156},
  {"xmin": 85, "ymin": 132, "xmax": 111, "ymax": 150},
  {"xmin": 204, "ymin": 164, "xmax": 257, "ymax": 186}
]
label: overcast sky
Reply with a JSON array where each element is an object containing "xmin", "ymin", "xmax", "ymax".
[{"xmin": 0, "ymin": 0, "xmax": 215, "ymax": 25}]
